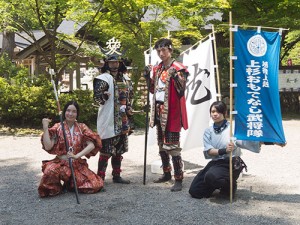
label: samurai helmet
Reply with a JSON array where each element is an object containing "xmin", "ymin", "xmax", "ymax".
[{"xmin": 101, "ymin": 55, "xmax": 127, "ymax": 73}]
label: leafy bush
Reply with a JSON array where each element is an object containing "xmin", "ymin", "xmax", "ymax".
[
  {"xmin": 58, "ymin": 90, "xmax": 98, "ymax": 129},
  {"xmin": 0, "ymin": 74, "xmax": 98, "ymax": 129},
  {"xmin": 0, "ymin": 54, "xmax": 20, "ymax": 79},
  {"xmin": 0, "ymin": 56, "xmax": 145, "ymax": 130}
]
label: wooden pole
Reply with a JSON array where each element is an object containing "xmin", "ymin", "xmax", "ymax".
[
  {"xmin": 143, "ymin": 34, "xmax": 152, "ymax": 185},
  {"xmin": 219, "ymin": 24, "xmax": 288, "ymax": 31},
  {"xmin": 229, "ymin": 11, "xmax": 234, "ymax": 203},
  {"xmin": 212, "ymin": 25, "xmax": 221, "ymax": 101}
]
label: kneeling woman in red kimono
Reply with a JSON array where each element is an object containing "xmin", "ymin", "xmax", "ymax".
[{"xmin": 38, "ymin": 100, "xmax": 103, "ymax": 197}]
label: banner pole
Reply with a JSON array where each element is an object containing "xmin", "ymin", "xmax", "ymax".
[
  {"xmin": 143, "ymin": 34, "xmax": 152, "ymax": 185},
  {"xmin": 212, "ymin": 25, "xmax": 221, "ymax": 101},
  {"xmin": 179, "ymin": 34, "xmax": 210, "ymax": 56},
  {"xmin": 229, "ymin": 11, "xmax": 234, "ymax": 203},
  {"xmin": 219, "ymin": 24, "xmax": 288, "ymax": 31}
]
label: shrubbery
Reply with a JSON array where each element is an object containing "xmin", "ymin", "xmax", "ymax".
[
  {"xmin": 0, "ymin": 57, "xmax": 146, "ymax": 131},
  {"xmin": 0, "ymin": 70, "xmax": 98, "ymax": 129}
]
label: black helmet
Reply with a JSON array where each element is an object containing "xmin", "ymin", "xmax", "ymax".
[
  {"xmin": 118, "ymin": 91, "xmax": 127, "ymax": 101},
  {"xmin": 107, "ymin": 55, "xmax": 121, "ymax": 62},
  {"xmin": 101, "ymin": 55, "xmax": 127, "ymax": 73}
]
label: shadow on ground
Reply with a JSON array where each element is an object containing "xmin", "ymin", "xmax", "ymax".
[{"xmin": 0, "ymin": 156, "xmax": 299, "ymax": 225}]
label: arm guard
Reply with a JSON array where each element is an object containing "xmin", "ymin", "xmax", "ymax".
[
  {"xmin": 169, "ymin": 68, "xmax": 188, "ymax": 97},
  {"xmin": 93, "ymin": 79, "xmax": 109, "ymax": 105}
]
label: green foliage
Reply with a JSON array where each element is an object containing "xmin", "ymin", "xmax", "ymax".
[
  {"xmin": 216, "ymin": 47, "xmax": 230, "ymax": 95},
  {"xmin": 0, "ymin": 0, "xmax": 104, "ymax": 83},
  {"xmin": 0, "ymin": 81, "xmax": 99, "ymax": 129},
  {"xmin": 281, "ymin": 30, "xmax": 300, "ymax": 65},
  {"xmin": 57, "ymin": 90, "xmax": 98, "ymax": 128},
  {"xmin": 132, "ymin": 111, "xmax": 146, "ymax": 129},
  {"xmin": 2, "ymin": 0, "xmax": 298, "ymax": 95},
  {"xmin": 0, "ymin": 68, "xmax": 98, "ymax": 129},
  {"xmin": 0, "ymin": 0, "xmax": 299, "ymax": 131},
  {"xmin": 0, "ymin": 73, "xmax": 144, "ymax": 130},
  {"xmin": 0, "ymin": 57, "xmax": 145, "ymax": 130},
  {"xmin": 223, "ymin": 0, "xmax": 300, "ymax": 65},
  {"xmin": 0, "ymin": 75, "xmax": 56, "ymax": 126},
  {"xmin": 0, "ymin": 54, "xmax": 22, "ymax": 79}
]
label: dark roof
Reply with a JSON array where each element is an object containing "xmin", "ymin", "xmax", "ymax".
[
  {"xmin": 57, "ymin": 20, "xmax": 86, "ymax": 35},
  {"xmin": 0, "ymin": 20, "xmax": 85, "ymax": 50},
  {"xmin": 142, "ymin": 9, "xmax": 183, "ymax": 31},
  {"xmin": 7, "ymin": 19, "xmax": 99, "ymax": 59},
  {"xmin": 0, "ymin": 30, "xmax": 45, "ymax": 49},
  {"xmin": 16, "ymin": 34, "xmax": 101, "ymax": 60},
  {"xmin": 16, "ymin": 35, "xmax": 78, "ymax": 59}
]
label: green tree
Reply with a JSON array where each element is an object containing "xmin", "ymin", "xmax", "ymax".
[
  {"xmin": 91, "ymin": 0, "xmax": 227, "ymax": 99},
  {"xmin": 0, "ymin": 0, "xmax": 105, "ymax": 83},
  {"xmin": 1, "ymin": 0, "xmax": 298, "ymax": 92},
  {"xmin": 222, "ymin": 0, "xmax": 300, "ymax": 65},
  {"xmin": 94, "ymin": 0, "xmax": 228, "ymax": 67}
]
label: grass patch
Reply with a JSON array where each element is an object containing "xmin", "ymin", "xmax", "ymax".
[{"xmin": 0, "ymin": 124, "xmax": 42, "ymax": 136}]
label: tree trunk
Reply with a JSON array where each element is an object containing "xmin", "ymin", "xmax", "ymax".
[
  {"xmin": 1, "ymin": 30, "xmax": 15, "ymax": 79},
  {"xmin": 1, "ymin": 30, "xmax": 15, "ymax": 60}
]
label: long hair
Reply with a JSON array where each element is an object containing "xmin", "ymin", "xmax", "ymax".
[{"xmin": 62, "ymin": 100, "xmax": 80, "ymax": 120}]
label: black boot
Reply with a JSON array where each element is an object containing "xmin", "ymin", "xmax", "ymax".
[
  {"xmin": 219, "ymin": 182, "xmax": 237, "ymax": 198},
  {"xmin": 171, "ymin": 180, "xmax": 183, "ymax": 192},
  {"xmin": 170, "ymin": 155, "xmax": 183, "ymax": 191},
  {"xmin": 153, "ymin": 171, "xmax": 172, "ymax": 183},
  {"xmin": 97, "ymin": 154, "xmax": 110, "ymax": 181},
  {"xmin": 111, "ymin": 154, "xmax": 130, "ymax": 184},
  {"xmin": 112, "ymin": 176, "xmax": 130, "ymax": 184},
  {"xmin": 153, "ymin": 151, "xmax": 172, "ymax": 183}
]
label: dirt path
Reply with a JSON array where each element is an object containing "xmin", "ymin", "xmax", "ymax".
[{"xmin": 0, "ymin": 120, "xmax": 299, "ymax": 225}]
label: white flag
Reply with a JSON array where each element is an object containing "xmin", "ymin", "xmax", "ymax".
[{"xmin": 181, "ymin": 37, "xmax": 217, "ymax": 150}]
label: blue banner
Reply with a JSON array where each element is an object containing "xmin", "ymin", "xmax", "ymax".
[{"xmin": 234, "ymin": 29, "xmax": 286, "ymax": 144}]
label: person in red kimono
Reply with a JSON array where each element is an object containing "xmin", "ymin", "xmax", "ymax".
[
  {"xmin": 38, "ymin": 100, "xmax": 103, "ymax": 197},
  {"xmin": 145, "ymin": 38, "xmax": 189, "ymax": 192}
]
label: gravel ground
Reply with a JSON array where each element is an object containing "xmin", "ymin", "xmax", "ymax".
[{"xmin": 0, "ymin": 120, "xmax": 299, "ymax": 225}]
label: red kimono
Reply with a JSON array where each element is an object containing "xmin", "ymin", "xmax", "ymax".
[{"xmin": 38, "ymin": 122, "xmax": 103, "ymax": 197}]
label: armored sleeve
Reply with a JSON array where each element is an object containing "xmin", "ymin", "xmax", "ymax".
[
  {"xmin": 170, "ymin": 68, "xmax": 188, "ymax": 97},
  {"xmin": 93, "ymin": 78, "xmax": 109, "ymax": 105},
  {"xmin": 128, "ymin": 80, "xmax": 134, "ymax": 100},
  {"xmin": 148, "ymin": 67, "xmax": 157, "ymax": 95}
]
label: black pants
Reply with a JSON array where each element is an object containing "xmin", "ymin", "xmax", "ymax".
[{"xmin": 189, "ymin": 158, "xmax": 243, "ymax": 199}]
